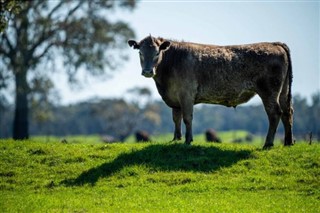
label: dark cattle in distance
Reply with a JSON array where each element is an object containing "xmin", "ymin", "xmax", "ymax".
[
  {"xmin": 101, "ymin": 135, "xmax": 118, "ymax": 143},
  {"xmin": 135, "ymin": 130, "xmax": 151, "ymax": 142},
  {"xmin": 128, "ymin": 35, "xmax": 294, "ymax": 148},
  {"xmin": 245, "ymin": 134, "xmax": 254, "ymax": 142},
  {"xmin": 205, "ymin": 129, "xmax": 221, "ymax": 143}
]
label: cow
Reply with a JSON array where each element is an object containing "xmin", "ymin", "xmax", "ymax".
[
  {"xmin": 135, "ymin": 130, "xmax": 151, "ymax": 142},
  {"xmin": 205, "ymin": 129, "xmax": 221, "ymax": 143},
  {"xmin": 128, "ymin": 35, "xmax": 293, "ymax": 149}
]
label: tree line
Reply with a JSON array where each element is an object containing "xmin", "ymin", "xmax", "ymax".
[{"xmin": 1, "ymin": 92, "xmax": 319, "ymax": 141}]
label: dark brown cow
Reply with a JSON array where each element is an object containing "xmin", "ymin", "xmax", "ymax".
[
  {"xmin": 128, "ymin": 35, "xmax": 293, "ymax": 148},
  {"xmin": 135, "ymin": 130, "xmax": 151, "ymax": 142},
  {"xmin": 205, "ymin": 129, "xmax": 221, "ymax": 143}
]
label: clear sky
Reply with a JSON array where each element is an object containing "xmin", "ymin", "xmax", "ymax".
[{"xmin": 56, "ymin": 1, "xmax": 319, "ymax": 105}]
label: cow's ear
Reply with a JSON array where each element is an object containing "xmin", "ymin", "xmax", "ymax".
[
  {"xmin": 159, "ymin": 41, "xmax": 171, "ymax": 51},
  {"xmin": 128, "ymin": 40, "xmax": 140, "ymax": 49}
]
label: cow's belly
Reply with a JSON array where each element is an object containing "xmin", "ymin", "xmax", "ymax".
[{"xmin": 195, "ymin": 89, "xmax": 256, "ymax": 107}]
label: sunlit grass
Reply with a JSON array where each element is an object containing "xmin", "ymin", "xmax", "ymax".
[
  {"xmin": 0, "ymin": 137, "xmax": 318, "ymax": 212},
  {"xmin": 28, "ymin": 130, "xmax": 284, "ymax": 147}
]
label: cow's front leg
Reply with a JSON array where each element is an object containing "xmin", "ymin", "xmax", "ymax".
[
  {"xmin": 172, "ymin": 107, "xmax": 182, "ymax": 141},
  {"xmin": 181, "ymin": 103, "xmax": 194, "ymax": 145}
]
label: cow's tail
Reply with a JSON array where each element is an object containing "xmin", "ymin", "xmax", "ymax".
[{"xmin": 278, "ymin": 43, "xmax": 293, "ymax": 105}]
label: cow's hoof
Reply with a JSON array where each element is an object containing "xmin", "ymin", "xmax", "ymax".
[
  {"xmin": 284, "ymin": 139, "xmax": 295, "ymax": 146},
  {"xmin": 262, "ymin": 144, "xmax": 273, "ymax": 150},
  {"xmin": 171, "ymin": 137, "xmax": 182, "ymax": 142},
  {"xmin": 184, "ymin": 141, "xmax": 192, "ymax": 145}
]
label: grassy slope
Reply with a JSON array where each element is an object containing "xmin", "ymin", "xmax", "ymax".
[{"xmin": 0, "ymin": 138, "xmax": 319, "ymax": 212}]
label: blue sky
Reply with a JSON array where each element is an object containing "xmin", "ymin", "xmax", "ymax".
[{"xmin": 57, "ymin": 1, "xmax": 319, "ymax": 105}]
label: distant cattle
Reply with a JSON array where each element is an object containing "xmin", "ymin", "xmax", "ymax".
[
  {"xmin": 135, "ymin": 130, "xmax": 151, "ymax": 142},
  {"xmin": 205, "ymin": 129, "xmax": 221, "ymax": 143},
  {"xmin": 60, "ymin": 138, "xmax": 68, "ymax": 144},
  {"xmin": 232, "ymin": 138, "xmax": 244, "ymax": 143},
  {"xmin": 245, "ymin": 134, "xmax": 254, "ymax": 142},
  {"xmin": 101, "ymin": 135, "xmax": 118, "ymax": 143},
  {"xmin": 128, "ymin": 35, "xmax": 293, "ymax": 148},
  {"xmin": 232, "ymin": 133, "xmax": 254, "ymax": 143}
]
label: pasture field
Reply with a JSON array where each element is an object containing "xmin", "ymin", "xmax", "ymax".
[{"xmin": 0, "ymin": 136, "xmax": 319, "ymax": 212}]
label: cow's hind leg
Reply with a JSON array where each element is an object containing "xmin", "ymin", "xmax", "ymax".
[
  {"xmin": 279, "ymin": 87, "xmax": 294, "ymax": 146},
  {"xmin": 260, "ymin": 96, "xmax": 282, "ymax": 149},
  {"xmin": 172, "ymin": 107, "xmax": 182, "ymax": 141}
]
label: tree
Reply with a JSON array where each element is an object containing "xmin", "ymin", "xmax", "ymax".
[
  {"xmin": 309, "ymin": 92, "xmax": 320, "ymax": 139},
  {"xmin": 126, "ymin": 86, "xmax": 152, "ymax": 107},
  {"xmin": 0, "ymin": 1, "xmax": 137, "ymax": 139},
  {"xmin": 91, "ymin": 98, "xmax": 160, "ymax": 141},
  {"xmin": 292, "ymin": 94, "xmax": 309, "ymax": 136},
  {"xmin": 0, "ymin": 0, "xmax": 22, "ymax": 32}
]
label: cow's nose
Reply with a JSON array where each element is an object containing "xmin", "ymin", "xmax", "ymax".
[{"xmin": 142, "ymin": 69, "xmax": 154, "ymax": 78}]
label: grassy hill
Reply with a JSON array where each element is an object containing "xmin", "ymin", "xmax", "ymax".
[{"xmin": 0, "ymin": 138, "xmax": 319, "ymax": 212}]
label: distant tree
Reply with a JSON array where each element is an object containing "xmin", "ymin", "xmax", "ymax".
[
  {"xmin": 91, "ymin": 98, "xmax": 160, "ymax": 141},
  {"xmin": 193, "ymin": 104, "xmax": 268, "ymax": 135},
  {"xmin": 127, "ymin": 87, "xmax": 152, "ymax": 97},
  {"xmin": 91, "ymin": 99, "xmax": 138, "ymax": 141},
  {"xmin": 2, "ymin": 92, "xmax": 318, "ymax": 140},
  {"xmin": 0, "ymin": 94, "xmax": 13, "ymax": 138},
  {"xmin": 309, "ymin": 92, "xmax": 320, "ymax": 139},
  {"xmin": 292, "ymin": 94, "xmax": 309, "ymax": 136},
  {"xmin": 29, "ymin": 76, "xmax": 58, "ymax": 137},
  {"xmin": 126, "ymin": 86, "xmax": 152, "ymax": 107},
  {"xmin": 0, "ymin": 1, "xmax": 137, "ymax": 139}
]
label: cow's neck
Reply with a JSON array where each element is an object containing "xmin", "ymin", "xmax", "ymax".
[
  {"xmin": 152, "ymin": 48, "xmax": 176, "ymax": 104},
  {"xmin": 153, "ymin": 66, "xmax": 167, "ymax": 99}
]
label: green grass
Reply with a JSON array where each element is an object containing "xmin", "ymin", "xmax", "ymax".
[
  {"xmin": 29, "ymin": 130, "xmax": 277, "ymax": 145},
  {"xmin": 127, "ymin": 130, "xmax": 276, "ymax": 145},
  {"xmin": 0, "ymin": 137, "xmax": 319, "ymax": 212}
]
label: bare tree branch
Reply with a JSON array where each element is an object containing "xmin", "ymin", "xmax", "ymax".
[
  {"xmin": 31, "ymin": 0, "xmax": 43, "ymax": 11},
  {"xmin": 29, "ymin": 27, "xmax": 57, "ymax": 56},
  {"xmin": 47, "ymin": 1, "xmax": 65, "ymax": 19},
  {"xmin": 2, "ymin": 33, "xmax": 14, "ymax": 53},
  {"xmin": 33, "ymin": 42, "xmax": 56, "ymax": 61},
  {"xmin": 29, "ymin": 1, "xmax": 83, "ymax": 56},
  {"xmin": 0, "ymin": 38, "xmax": 9, "ymax": 57},
  {"xmin": 63, "ymin": 1, "xmax": 84, "ymax": 23},
  {"xmin": 0, "ymin": 48, "xmax": 8, "ymax": 57}
]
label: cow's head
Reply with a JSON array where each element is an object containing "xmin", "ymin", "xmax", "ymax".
[{"xmin": 128, "ymin": 35, "xmax": 171, "ymax": 78}]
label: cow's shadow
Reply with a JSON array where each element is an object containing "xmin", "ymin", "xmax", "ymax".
[{"xmin": 61, "ymin": 143, "xmax": 252, "ymax": 186}]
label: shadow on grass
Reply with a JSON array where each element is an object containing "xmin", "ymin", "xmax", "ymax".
[{"xmin": 61, "ymin": 143, "xmax": 252, "ymax": 186}]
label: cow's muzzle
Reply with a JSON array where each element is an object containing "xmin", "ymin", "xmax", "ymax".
[{"xmin": 142, "ymin": 69, "xmax": 154, "ymax": 78}]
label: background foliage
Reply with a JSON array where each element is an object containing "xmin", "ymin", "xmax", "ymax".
[
  {"xmin": 1, "ymin": 92, "xmax": 319, "ymax": 141},
  {"xmin": 0, "ymin": 0, "xmax": 137, "ymax": 139}
]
